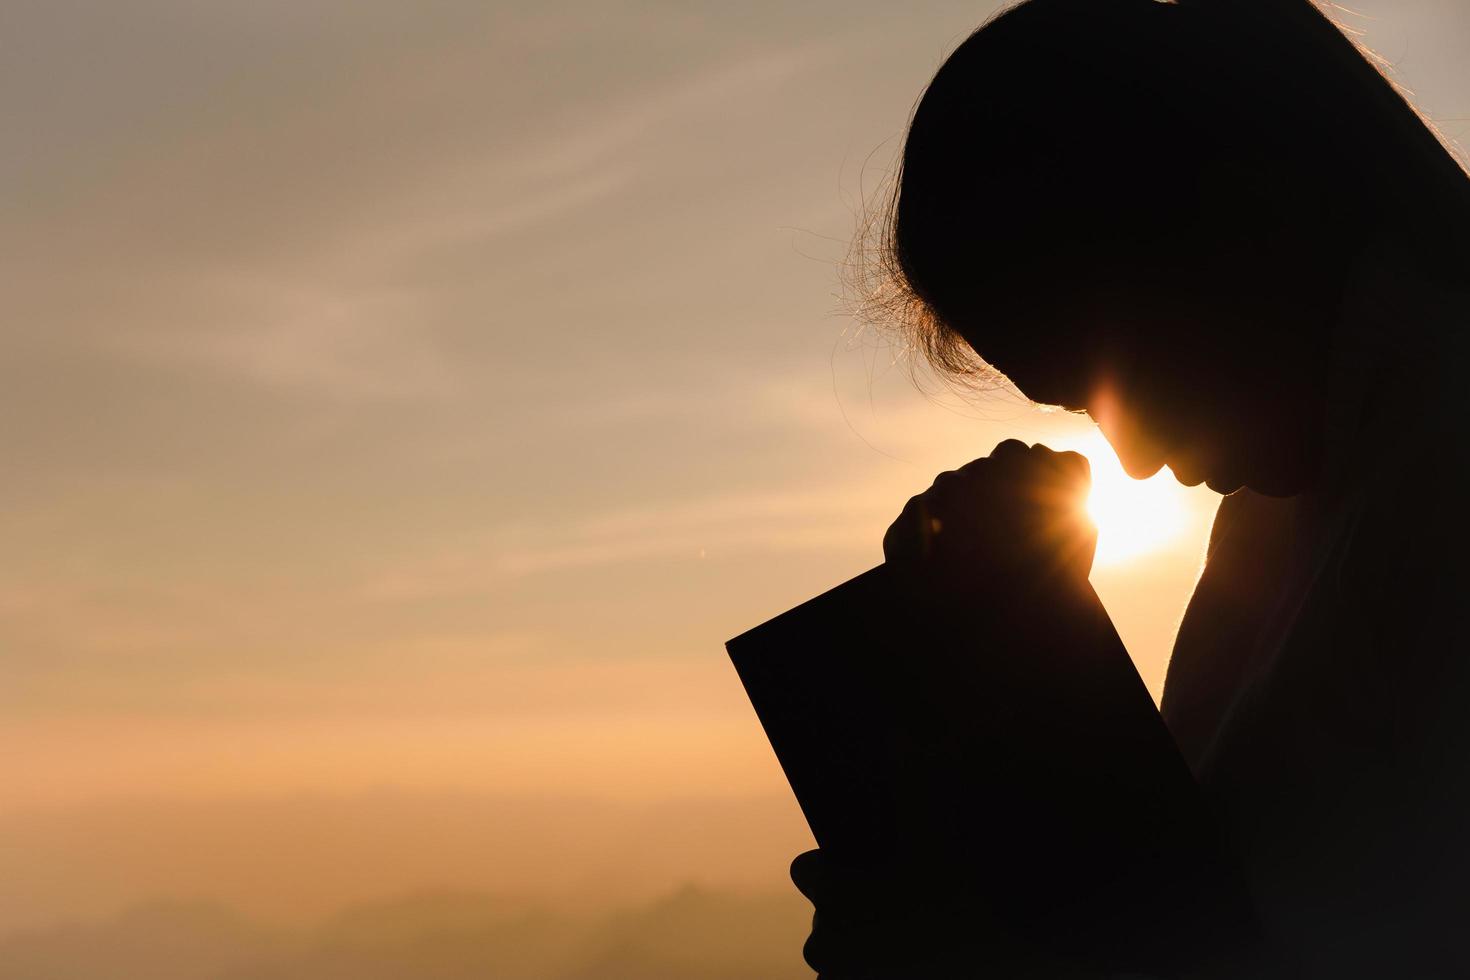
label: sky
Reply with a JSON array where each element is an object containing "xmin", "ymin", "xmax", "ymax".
[{"xmin": 2, "ymin": 0, "xmax": 1468, "ymax": 968}]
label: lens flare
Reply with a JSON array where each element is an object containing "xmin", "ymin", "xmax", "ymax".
[{"xmin": 1066, "ymin": 430, "xmax": 1189, "ymax": 567}]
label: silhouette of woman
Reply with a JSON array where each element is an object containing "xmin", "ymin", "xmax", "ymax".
[{"xmin": 790, "ymin": 0, "xmax": 1470, "ymax": 976}]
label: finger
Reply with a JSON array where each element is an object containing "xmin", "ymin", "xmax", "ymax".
[
  {"xmin": 883, "ymin": 495, "xmax": 936, "ymax": 562},
  {"xmin": 987, "ymin": 440, "xmax": 1050, "ymax": 493},
  {"xmin": 954, "ymin": 455, "xmax": 990, "ymax": 477},
  {"xmin": 943, "ymin": 460, "xmax": 993, "ymax": 510},
  {"xmin": 1021, "ymin": 444, "xmax": 1091, "ymax": 502},
  {"xmin": 1054, "ymin": 449, "xmax": 1092, "ymax": 487},
  {"xmin": 1029, "ymin": 443, "xmax": 1089, "ymax": 479},
  {"xmin": 929, "ymin": 468, "xmax": 960, "ymax": 491},
  {"xmin": 988, "ymin": 438, "xmax": 1031, "ymax": 462}
]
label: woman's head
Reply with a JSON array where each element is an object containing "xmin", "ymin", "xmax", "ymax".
[{"xmin": 875, "ymin": 0, "xmax": 1470, "ymax": 495}]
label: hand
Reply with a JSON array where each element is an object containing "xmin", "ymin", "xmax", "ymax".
[
  {"xmin": 790, "ymin": 849, "xmax": 1095, "ymax": 978},
  {"xmin": 789, "ymin": 848, "xmax": 959, "ymax": 977},
  {"xmin": 883, "ymin": 439, "xmax": 1096, "ymax": 585}
]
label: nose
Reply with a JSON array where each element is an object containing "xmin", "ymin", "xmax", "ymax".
[
  {"xmin": 1090, "ymin": 389, "xmax": 1169, "ymax": 480},
  {"xmin": 1112, "ymin": 442, "xmax": 1169, "ymax": 480}
]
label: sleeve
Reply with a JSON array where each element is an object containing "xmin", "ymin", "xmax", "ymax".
[{"xmin": 1206, "ymin": 467, "xmax": 1470, "ymax": 977}]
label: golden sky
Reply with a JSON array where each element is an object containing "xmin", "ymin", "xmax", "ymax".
[{"xmin": 2, "ymin": 0, "xmax": 1467, "ymax": 955}]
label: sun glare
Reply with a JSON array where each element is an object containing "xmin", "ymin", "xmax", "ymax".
[{"xmin": 1062, "ymin": 430, "xmax": 1190, "ymax": 568}]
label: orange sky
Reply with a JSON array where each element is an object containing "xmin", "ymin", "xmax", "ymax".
[{"xmin": 2, "ymin": 0, "xmax": 1466, "ymax": 941}]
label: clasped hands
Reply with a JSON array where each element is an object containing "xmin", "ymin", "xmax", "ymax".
[{"xmin": 882, "ymin": 438, "xmax": 1096, "ymax": 586}]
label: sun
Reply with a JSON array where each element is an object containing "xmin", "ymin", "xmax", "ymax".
[{"xmin": 1057, "ymin": 430, "xmax": 1191, "ymax": 568}]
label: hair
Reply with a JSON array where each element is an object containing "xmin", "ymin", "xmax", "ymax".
[{"xmin": 855, "ymin": 0, "xmax": 1470, "ymax": 384}]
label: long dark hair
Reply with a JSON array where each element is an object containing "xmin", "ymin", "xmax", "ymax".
[{"xmin": 859, "ymin": 0, "xmax": 1470, "ymax": 383}]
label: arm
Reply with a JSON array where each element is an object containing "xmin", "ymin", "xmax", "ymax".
[
  {"xmin": 1188, "ymin": 468, "xmax": 1470, "ymax": 977},
  {"xmin": 791, "ymin": 442, "xmax": 1271, "ymax": 977}
]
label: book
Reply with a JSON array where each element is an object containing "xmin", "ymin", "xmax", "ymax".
[{"xmin": 726, "ymin": 562, "xmax": 1251, "ymax": 968}]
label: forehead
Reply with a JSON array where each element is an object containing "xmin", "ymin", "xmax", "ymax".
[
  {"xmin": 955, "ymin": 299, "xmax": 1122, "ymax": 414},
  {"xmin": 986, "ymin": 348, "xmax": 1094, "ymax": 413}
]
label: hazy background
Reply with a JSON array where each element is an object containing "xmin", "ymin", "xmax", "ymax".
[{"xmin": 3, "ymin": 1, "xmax": 1466, "ymax": 976}]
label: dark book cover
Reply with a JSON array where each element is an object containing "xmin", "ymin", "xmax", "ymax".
[{"xmin": 726, "ymin": 563, "xmax": 1256, "ymax": 969}]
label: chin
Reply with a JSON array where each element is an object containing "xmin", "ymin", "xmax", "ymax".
[{"xmin": 1206, "ymin": 476, "xmax": 1245, "ymax": 495}]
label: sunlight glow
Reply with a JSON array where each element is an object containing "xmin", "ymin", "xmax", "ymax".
[{"xmin": 1062, "ymin": 430, "xmax": 1190, "ymax": 568}]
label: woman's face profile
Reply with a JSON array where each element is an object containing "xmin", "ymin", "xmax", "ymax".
[
  {"xmin": 964, "ymin": 256, "xmax": 1333, "ymax": 499},
  {"xmin": 885, "ymin": 0, "xmax": 1381, "ymax": 500}
]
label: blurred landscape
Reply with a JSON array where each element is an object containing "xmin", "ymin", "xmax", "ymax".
[
  {"xmin": 0, "ymin": 885, "xmax": 811, "ymax": 980},
  {"xmin": 0, "ymin": 792, "xmax": 814, "ymax": 979}
]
